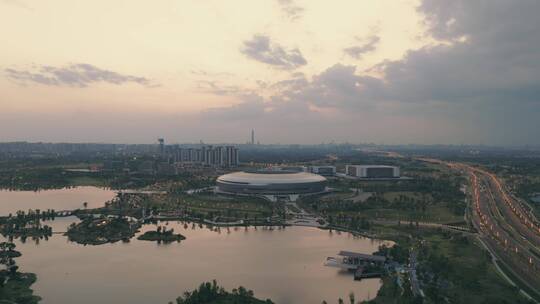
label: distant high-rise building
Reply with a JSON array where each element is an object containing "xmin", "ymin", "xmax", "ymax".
[
  {"xmin": 251, "ymin": 129, "xmax": 255, "ymax": 145},
  {"xmin": 156, "ymin": 140, "xmax": 239, "ymax": 168},
  {"xmin": 225, "ymin": 146, "xmax": 239, "ymax": 166},
  {"xmin": 188, "ymin": 148, "xmax": 196, "ymax": 162},
  {"xmin": 204, "ymin": 145, "xmax": 213, "ymax": 165},
  {"xmin": 158, "ymin": 138, "xmax": 165, "ymax": 155}
]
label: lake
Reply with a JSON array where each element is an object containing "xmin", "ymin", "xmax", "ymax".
[
  {"xmin": 0, "ymin": 186, "xmax": 116, "ymax": 214},
  {"xmin": 1, "ymin": 188, "xmax": 386, "ymax": 304}
]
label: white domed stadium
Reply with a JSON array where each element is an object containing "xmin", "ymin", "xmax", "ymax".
[{"xmin": 216, "ymin": 171, "xmax": 327, "ymax": 196}]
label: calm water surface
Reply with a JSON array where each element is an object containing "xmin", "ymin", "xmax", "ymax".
[
  {"xmin": 0, "ymin": 187, "xmax": 116, "ymax": 214},
  {"xmin": 1, "ymin": 188, "xmax": 387, "ymax": 304}
]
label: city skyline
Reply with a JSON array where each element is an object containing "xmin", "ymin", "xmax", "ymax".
[{"xmin": 1, "ymin": 0, "xmax": 539, "ymax": 146}]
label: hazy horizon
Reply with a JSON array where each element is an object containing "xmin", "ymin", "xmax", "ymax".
[
  {"xmin": 1, "ymin": 0, "xmax": 539, "ymax": 146},
  {"xmin": 2, "ymin": 139, "xmax": 540, "ymax": 149}
]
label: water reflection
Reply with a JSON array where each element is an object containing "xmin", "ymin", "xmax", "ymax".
[
  {"xmin": 1, "ymin": 189, "xmax": 387, "ymax": 304},
  {"xmin": 0, "ymin": 187, "xmax": 116, "ymax": 215},
  {"xmin": 11, "ymin": 221, "xmax": 385, "ymax": 304}
]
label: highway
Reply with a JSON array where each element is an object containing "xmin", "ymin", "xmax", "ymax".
[
  {"xmin": 450, "ymin": 162, "xmax": 540, "ymax": 299},
  {"xmin": 384, "ymin": 154, "xmax": 540, "ymax": 300}
]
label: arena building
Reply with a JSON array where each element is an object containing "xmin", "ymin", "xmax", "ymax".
[{"xmin": 216, "ymin": 170, "xmax": 327, "ymax": 198}]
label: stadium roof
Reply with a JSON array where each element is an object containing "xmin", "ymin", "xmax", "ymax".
[{"xmin": 217, "ymin": 171, "xmax": 326, "ymax": 185}]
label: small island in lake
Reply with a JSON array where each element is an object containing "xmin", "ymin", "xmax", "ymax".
[
  {"xmin": 137, "ymin": 226, "xmax": 186, "ymax": 243},
  {"xmin": 0, "ymin": 210, "xmax": 55, "ymax": 241},
  {"xmin": 65, "ymin": 216, "xmax": 140, "ymax": 245},
  {"xmin": 0, "ymin": 242, "xmax": 41, "ymax": 304}
]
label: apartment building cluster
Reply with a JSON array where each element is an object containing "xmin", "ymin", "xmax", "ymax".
[{"xmin": 165, "ymin": 145, "xmax": 240, "ymax": 167}]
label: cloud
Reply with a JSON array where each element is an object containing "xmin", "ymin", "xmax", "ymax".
[
  {"xmin": 363, "ymin": 0, "xmax": 540, "ymax": 105},
  {"xmin": 281, "ymin": 64, "xmax": 367, "ymax": 109},
  {"xmin": 256, "ymin": 0, "xmax": 540, "ymax": 109},
  {"xmin": 241, "ymin": 35, "xmax": 307, "ymax": 69},
  {"xmin": 202, "ymin": 94, "xmax": 267, "ymax": 120},
  {"xmin": 201, "ymin": 64, "xmax": 375, "ymax": 125},
  {"xmin": 267, "ymin": 64, "xmax": 383, "ymax": 111},
  {"xmin": 196, "ymin": 80, "xmax": 245, "ymax": 96},
  {"xmin": 328, "ymin": 0, "xmax": 540, "ymax": 107},
  {"xmin": 1, "ymin": 0, "xmax": 32, "ymax": 10},
  {"xmin": 4, "ymin": 63, "xmax": 153, "ymax": 87},
  {"xmin": 198, "ymin": 0, "xmax": 540, "ymax": 145},
  {"xmin": 210, "ymin": 0, "xmax": 540, "ymax": 113},
  {"xmin": 344, "ymin": 35, "xmax": 380, "ymax": 59},
  {"xmin": 190, "ymin": 69, "xmax": 233, "ymax": 77},
  {"xmin": 277, "ymin": 0, "xmax": 304, "ymax": 21}
]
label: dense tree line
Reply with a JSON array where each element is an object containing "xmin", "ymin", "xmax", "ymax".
[
  {"xmin": 375, "ymin": 244, "xmax": 410, "ymax": 264},
  {"xmin": 172, "ymin": 280, "xmax": 273, "ymax": 304}
]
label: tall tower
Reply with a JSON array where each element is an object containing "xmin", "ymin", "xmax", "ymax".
[{"xmin": 251, "ymin": 129, "xmax": 255, "ymax": 145}]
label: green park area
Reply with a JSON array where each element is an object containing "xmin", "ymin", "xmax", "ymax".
[
  {"xmin": 416, "ymin": 232, "xmax": 529, "ymax": 304},
  {"xmin": 302, "ymin": 158, "xmax": 468, "ymax": 227},
  {"xmin": 128, "ymin": 192, "xmax": 276, "ymax": 222},
  {"xmin": 366, "ymin": 227, "xmax": 531, "ymax": 304},
  {"xmin": 65, "ymin": 216, "xmax": 141, "ymax": 245},
  {"xmin": 179, "ymin": 195, "xmax": 273, "ymax": 218}
]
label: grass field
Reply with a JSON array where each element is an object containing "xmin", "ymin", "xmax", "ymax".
[
  {"xmin": 382, "ymin": 191, "xmax": 429, "ymax": 202},
  {"xmin": 359, "ymin": 205, "xmax": 464, "ymax": 224},
  {"xmin": 68, "ymin": 176, "xmax": 108, "ymax": 187},
  {"xmin": 312, "ymin": 190, "xmax": 464, "ymax": 224},
  {"xmin": 158, "ymin": 193, "xmax": 274, "ymax": 219},
  {"xmin": 417, "ymin": 233, "xmax": 527, "ymax": 304}
]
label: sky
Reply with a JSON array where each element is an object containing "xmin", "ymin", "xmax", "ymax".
[{"xmin": 1, "ymin": 0, "xmax": 539, "ymax": 146}]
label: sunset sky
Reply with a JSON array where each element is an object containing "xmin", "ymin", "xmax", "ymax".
[{"xmin": 1, "ymin": 0, "xmax": 539, "ymax": 145}]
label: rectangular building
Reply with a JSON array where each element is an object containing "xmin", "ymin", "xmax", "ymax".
[
  {"xmin": 310, "ymin": 166, "xmax": 336, "ymax": 176},
  {"xmin": 346, "ymin": 165, "xmax": 399, "ymax": 178}
]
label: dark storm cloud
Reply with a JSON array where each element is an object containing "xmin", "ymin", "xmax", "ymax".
[
  {"xmin": 241, "ymin": 35, "xmax": 307, "ymax": 69},
  {"xmin": 277, "ymin": 0, "xmax": 304, "ymax": 21},
  {"xmin": 5, "ymin": 64, "xmax": 152, "ymax": 87},
  {"xmin": 282, "ymin": 64, "xmax": 370, "ymax": 109},
  {"xmin": 371, "ymin": 0, "xmax": 540, "ymax": 104},
  {"xmin": 344, "ymin": 35, "xmax": 380, "ymax": 59},
  {"xmin": 308, "ymin": 0, "xmax": 540, "ymax": 108}
]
